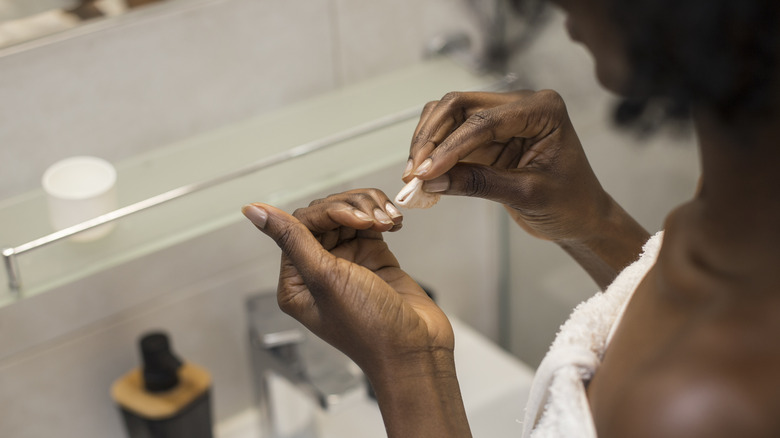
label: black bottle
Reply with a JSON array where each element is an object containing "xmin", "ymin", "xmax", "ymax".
[{"xmin": 111, "ymin": 332, "xmax": 213, "ymax": 438}]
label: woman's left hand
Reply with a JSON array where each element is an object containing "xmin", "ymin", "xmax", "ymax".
[
  {"xmin": 243, "ymin": 189, "xmax": 472, "ymax": 437},
  {"xmin": 242, "ymin": 189, "xmax": 454, "ymax": 378}
]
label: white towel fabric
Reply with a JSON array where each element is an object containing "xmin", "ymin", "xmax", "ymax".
[{"xmin": 522, "ymin": 231, "xmax": 664, "ymax": 438}]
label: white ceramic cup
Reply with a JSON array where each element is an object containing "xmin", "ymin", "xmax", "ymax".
[{"xmin": 42, "ymin": 156, "xmax": 118, "ymax": 242}]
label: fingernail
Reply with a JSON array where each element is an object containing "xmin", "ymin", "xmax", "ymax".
[
  {"xmin": 353, "ymin": 210, "xmax": 372, "ymax": 221},
  {"xmin": 423, "ymin": 175, "xmax": 450, "ymax": 193},
  {"xmin": 402, "ymin": 159, "xmax": 414, "ymax": 178},
  {"xmin": 414, "ymin": 158, "xmax": 433, "ymax": 177},
  {"xmin": 242, "ymin": 204, "xmax": 268, "ymax": 229},
  {"xmin": 385, "ymin": 202, "xmax": 402, "ymax": 218},
  {"xmin": 373, "ymin": 208, "xmax": 394, "ymax": 224}
]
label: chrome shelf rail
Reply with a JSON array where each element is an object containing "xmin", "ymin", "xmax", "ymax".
[
  {"xmin": 1, "ymin": 106, "xmax": 422, "ymax": 295},
  {"xmin": 2, "ymin": 74, "xmax": 516, "ymax": 296}
]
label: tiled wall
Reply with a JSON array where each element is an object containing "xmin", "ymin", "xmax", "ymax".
[
  {"xmin": 0, "ymin": 0, "xmax": 488, "ymax": 202},
  {"xmin": 0, "ymin": 0, "xmax": 76, "ymax": 21},
  {"xmin": 0, "ymin": 1, "xmax": 502, "ymax": 437},
  {"xmin": 0, "ymin": 0, "xmax": 337, "ymax": 201}
]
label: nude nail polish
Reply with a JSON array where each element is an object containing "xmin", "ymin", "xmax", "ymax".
[
  {"xmin": 353, "ymin": 210, "xmax": 372, "ymax": 221},
  {"xmin": 423, "ymin": 175, "xmax": 450, "ymax": 193},
  {"xmin": 373, "ymin": 209, "xmax": 394, "ymax": 224},
  {"xmin": 414, "ymin": 158, "xmax": 433, "ymax": 176},
  {"xmin": 385, "ymin": 202, "xmax": 402, "ymax": 218},
  {"xmin": 402, "ymin": 159, "xmax": 414, "ymax": 178},
  {"xmin": 242, "ymin": 205, "xmax": 268, "ymax": 229}
]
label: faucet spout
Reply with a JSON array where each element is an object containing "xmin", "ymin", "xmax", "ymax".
[{"xmin": 247, "ymin": 293, "xmax": 367, "ymax": 438}]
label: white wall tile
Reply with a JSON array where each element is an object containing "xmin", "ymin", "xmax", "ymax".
[
  {"xmin": 332, "ymin": 0, "xmax": 486, "ymax": 85},
  {"xmin": 332, "ymin": 0, "xmax": 424, "ymax": 84},
  {"xmin": 0, "ymin": 0, "xmax": 336, "ymax": 201}
]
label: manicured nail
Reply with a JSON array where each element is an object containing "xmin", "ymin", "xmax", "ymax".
[
  {"xmin": 373, "ymin": 208, "xmax": 394, "ymax": 224},
  {"xmin": 402, "ymin": 159, "xmax": 414, "ymax": 178},
  {"xmin": 423, "ymin": 175, "xmax": 450, "ymax": 193},
  {"xmin": 353, "ymin": 210, "xmax": 372, "ymax": 221},
  {"xmin": 385, "ymin": 202, "xmax": 402, "ymax": 218},
  {"xmin": 414, "ymin": 158, "xmax": 433, "ymax": 177},
  {"xmin": 242, "ymin": 204, "xmax": 268, "ymax": 229}
]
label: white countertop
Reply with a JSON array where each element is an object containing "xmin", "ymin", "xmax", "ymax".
[{"xmin": 217, "ymin": 318, "xmax": 535, "ymax": 438}]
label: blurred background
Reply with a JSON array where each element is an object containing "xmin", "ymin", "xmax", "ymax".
[{"xmin": 0, "ymin": 0, "xmax": 699, "ymax": 436}]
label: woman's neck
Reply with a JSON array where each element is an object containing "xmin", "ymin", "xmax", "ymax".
[
  {"xmin": 694, "ymin": 111, "xmax": 780, "ymax": 222},
  {"xmin": 680, "ymin": 109, "xmax": 780, "ymax": 278}
]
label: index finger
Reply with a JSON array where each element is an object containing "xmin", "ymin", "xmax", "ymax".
[
  {"xmin": 408, "ymin": 92, "xmax": 506, "ymax": 174},
  {"xmin": 293, "ymin": 202, "xmax": 376, "ymax": 235},
  {"xmin": 414, "ymin": 90, "xmax": 565, "ymax": 180},
  {"xmin": 243, "ymin": 203, "xmax": 341, "ymax": 301}
]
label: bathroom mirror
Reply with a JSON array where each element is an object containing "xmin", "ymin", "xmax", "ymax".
[
  {"xmin": 0, "ymin": 0, "xmax": 173, "ymax": 49},
  {"xmin": 0, "ymin": 0, "xmax": 548, "ymax": 305}
]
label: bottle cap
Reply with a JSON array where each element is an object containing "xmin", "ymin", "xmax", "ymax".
[{"xmin": 140, "ymin": 332, "xmax": 183, "ymax": 392}]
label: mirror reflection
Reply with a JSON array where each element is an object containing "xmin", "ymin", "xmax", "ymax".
[{"xmin": 0, "ymin": 0, "xmax": 167, "ymax": 48}]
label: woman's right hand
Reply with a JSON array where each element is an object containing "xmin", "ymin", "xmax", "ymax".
[
  {"xmin": 406, "ymin": 90, "xmax": 649, "ymax": 287},
  {"xmin": 405, "ymin": 89, "xmax": 613, "ymax": 243}
]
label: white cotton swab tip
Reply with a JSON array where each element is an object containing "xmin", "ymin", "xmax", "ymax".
[{"xmin": 395, "ymin": 177, "xmax": 441, "ymax": 209}]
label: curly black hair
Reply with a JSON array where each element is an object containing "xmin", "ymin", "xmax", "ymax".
[{"xmin": 610, "ymin": 0, "xmax": 780, "ymax": 126}]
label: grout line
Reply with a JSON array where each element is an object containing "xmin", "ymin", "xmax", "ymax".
[
  {"xmin": 497, "ymin": 206, "xmax": 512, "ymax": 350},
  {"xmin": 327, "ymin": 0, "xmax": 344, "ymax": 87},
  {"xmin": 0, "ymin": 256, "xmax": 272, "ymax": 371}
]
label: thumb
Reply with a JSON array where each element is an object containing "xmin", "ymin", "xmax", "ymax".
[
  {"xmin": 423, "ymin": 163, "xmax": 541, "ymax": 207},
  {"xmin": 242, "ymin": 203, "xmax": 336, "ymax": 289}
]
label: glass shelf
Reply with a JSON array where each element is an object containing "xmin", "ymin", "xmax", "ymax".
[{"xmin": 0, "ymin": 58, "xmax": 499, "ymax": 304}]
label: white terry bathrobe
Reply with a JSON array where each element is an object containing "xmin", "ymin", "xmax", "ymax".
[{"xmin": 522, "ymin": 232, "xmax": 664, "ymax": 438}]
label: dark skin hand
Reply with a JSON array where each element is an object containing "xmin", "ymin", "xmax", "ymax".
[
  {"xmin": 243, "ymin": 189, "xmax": 472, "ymax": 438},
  {"xmin": 404, "ymin": 89, "xmax": 649, "ymax": 288}
]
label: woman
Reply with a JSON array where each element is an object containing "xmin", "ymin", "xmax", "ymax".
[{"xmin": 242, "ymin": 0, "xmax": 780, "ymax": 436}]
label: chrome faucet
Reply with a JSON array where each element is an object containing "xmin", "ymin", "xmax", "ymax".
[
  {"xmin": 425, "ymin": 0, "xmax": 548, "ymax": 74},
  {"xmin": 246, "ymin": 292, "xmax": 367, "ymax": 438}
]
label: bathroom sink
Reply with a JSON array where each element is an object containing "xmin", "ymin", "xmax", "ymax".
[{"xmin": 217, "ymin": 318, "xmax": 535, "ymax": 438}]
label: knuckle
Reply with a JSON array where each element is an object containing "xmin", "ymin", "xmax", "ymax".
[
  {"xmin": 308, "ymin": 197, "xmax": 328, "ymax": 207},
  {"xmin": 464, "ymin": 111, "xmax": 495, "ymax": 131},
  {"xmin": 325, "ymin": 191, "xmax": 344, "ymax": 200},
  {"xmin": 440, "ymin": 91, "xmax": 464, "ymax": 105},
  {"xmin": 365, "ymin": 188, "xmax": 387, "ymax": 200},
  {"xmin": 275, "ymin": 222, "xmax": 300, "ymax": 250},
  {"xmin": 536, "ymin": 89, "xmax": 566, "ymax": 111},
  {"xmin": 423, "ymin": 100, "xmax": 439, "ymax": 111},
  {"xmin": 350, "ymin": 191, "xmax": 372, "ymax": 203},
  {"xmin": 464, "ymin": 168, "xmax": 491, "ymax": 198},
  {"xmin": 292, "ymin": 207, "xmax": 307, "ymax": 218},
  {"xmin": 413, "ymin": 130, "xmax": 431, "ymax": 144}
]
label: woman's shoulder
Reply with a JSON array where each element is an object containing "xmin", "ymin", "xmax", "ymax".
[{"xmin": 597, "ymin": 329, "xmax": 780, "ymax": 438}]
